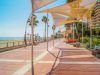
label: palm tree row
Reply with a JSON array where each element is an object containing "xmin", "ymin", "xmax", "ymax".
[{"xmin": 28, "ymin": 15, "xmax": 50, "ymax": 42}]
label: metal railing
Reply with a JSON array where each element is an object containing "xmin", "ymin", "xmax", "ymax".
[
  {"xmin": 0, "ymin": 37, "xmax": 61, "ymax": 49},
  {"xmin": 0, "ymin": 41, "xmax": 30, "ymax": 49}
]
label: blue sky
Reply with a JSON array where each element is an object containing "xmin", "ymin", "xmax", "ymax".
[{"xmin": 0, "ymin": 0, "xmax": 67, "ymax": 37}]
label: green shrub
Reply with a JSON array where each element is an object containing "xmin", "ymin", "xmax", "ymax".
[{"xmin": 92, "ymin": 38, "xmax": 100, "ymax": 46}]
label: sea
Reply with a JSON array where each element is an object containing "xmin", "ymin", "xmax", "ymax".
[{"xmin": 0, "ymin": 37, "xmax": 24, "ymax": 41}]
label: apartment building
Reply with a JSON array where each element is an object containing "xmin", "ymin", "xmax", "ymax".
[{"xmin": 92, "ymin": 0, "xmax": 100, "ymax": 26}]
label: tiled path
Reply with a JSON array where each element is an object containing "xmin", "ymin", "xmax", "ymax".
[
  {"xmin": 0, "ymin": 39, "xmax": 61, "ymax": 75},
  {"xmin": 0, "ymin": 39, "xmax": 100, "ymax": 75}
]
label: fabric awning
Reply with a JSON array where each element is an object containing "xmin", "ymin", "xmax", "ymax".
[
  {"xmin": 80, "ymin": 0, "xmax": 96, "ymax": 7},
  {"xmin": 83, "ymin": 2, "xmax": 96, "ymax": 19},
  {"xmin": 31, "ymin": 0, "xmax": 56, "ymax": 12},
  {"xmin": 67, "ymin": 0, "xmax": 96, "ymax": 19},
  {"xmin": 52, "ymin": 13, "xmax": 77, "ymax": 27},
  {"xmin": 52, "ymin": 13, "xmax": 67, "ymax": 27},
  {"xmin": 71, "ymin": 8, "xmax": 88, "ymax": 19},
  {"xmin": 62, "ymin": 19, "xmax": 77, "ymax": 25},
  {"xmin": 37, "ymin": 0, "xmax": 96, "ymax": 19},
  {"xmin": 66, "ymin": 29, "xmax": 72, "ymax": 34},
  {"xmin": 36, "ymin": 1, "xmax": 74, "ymax": 17}
]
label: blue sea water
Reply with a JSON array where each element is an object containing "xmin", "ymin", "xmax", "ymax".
[{"xmin": 0, "ymin": 37, "xmax": 24, "ymax": 41}]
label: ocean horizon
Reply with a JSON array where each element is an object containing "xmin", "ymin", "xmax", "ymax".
[{"xmin": 0, "ymin": 37, "xmax": 24, "ymax": 41}]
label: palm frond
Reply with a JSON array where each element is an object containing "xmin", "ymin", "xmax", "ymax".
[{"xmin": 42, "ymin": 16, "xmax": 49, "ymax": 23}]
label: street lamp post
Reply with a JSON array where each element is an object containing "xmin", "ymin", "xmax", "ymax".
[
  {"xmin": 90, "ymin": 26, "xmax": 92, "ymax": 48},
  {"xmin": 47, "ymin": 13, "xmax": 49, "ymax": 51},
  {"xmin": 89, "ymin": 10, "xmax": 93, "ymax": 49},
  {"xmin": 31, "ymin": 14, "xmax": 36, "ymax": 75},
  {"xmin": 82, "ymin": 19, "xmax": 84, "ymax": 44},
  {"xmin": 52, "ymin": 25, "xmax": 56, "ymax": 47},
  {"xmin": 73, "ymin": 22, "xmax": 75, "ymax": 40}
]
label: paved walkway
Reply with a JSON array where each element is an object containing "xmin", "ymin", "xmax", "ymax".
[
  {"xmin": 0, "ymin": 39, "xmax": 61, "ymax": 75},
  {"xmin": 0, "ymin": 39, "xmax": 100, "ymax": 75},
  {"xmin": 23, "ymin": 40, "xmax": 100, "ymax": 75}
]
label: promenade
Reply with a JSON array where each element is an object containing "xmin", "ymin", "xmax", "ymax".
[{"xmin": 0, "ymin": 39, "xmax": 100, "ymax": 75}]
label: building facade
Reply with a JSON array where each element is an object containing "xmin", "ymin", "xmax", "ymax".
[{"xmin": 92, "ymin": 0, "xmax": 100, "ymax": 26}]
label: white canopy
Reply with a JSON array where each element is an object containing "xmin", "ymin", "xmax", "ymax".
[
  {"xmin": 31, "ymin": 0, "xmax": 56, "ymax": 12},
  {"xmin": 52, "ymin": 13, "xmax": 67, "ymax": 27},
  {"xmin": 36, "ymin": 0, "xmax": 96, "ymax": 19}
]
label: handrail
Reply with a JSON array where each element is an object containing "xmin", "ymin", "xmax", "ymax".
[{"xmin": 0, "ymin": 41, "xmax": 27, "ymax": 48}]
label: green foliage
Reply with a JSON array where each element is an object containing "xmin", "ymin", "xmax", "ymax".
[
  {"xmin": 42, "ymin": 16, "xmax": 49, "ymax": 23},
  {"xmin": 96, "ymin": 28, "xmax": 100, "ymax": 35},
  {"xmin": 81, "ymin": 37, "xmax": 100, "ymax": 47},
  {"xmin": 92, "ymin": 38, "xmax": 100, "ymax": 46},
  {"xmin": 29, "ymin": 15, "xmax": 39, "ymax": 27},
  {"xmin": 91, "ymin": 10, "xmax": 95, "ymax": 17},
  {"xmin": 64, "ymin": 24, "xmax": 71, "ymax": 30},
  {"xmin": 33, "ymin": 20, "xmax": 39, "ymax": 26},
  {"xmin": 67, "ymin": 0, "xmax": 75, "ymax": 3},
  {"xmin": 83, "ymin": 37, "xmax": 90, "ymax": 43}
]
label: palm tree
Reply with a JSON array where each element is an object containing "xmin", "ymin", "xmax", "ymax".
[
  {"xmin": 29, "ymin": 15, "xmax": 39, "ymax": 43},
  {"xmin": 29, "ymin": 18, "xmax": 39, "ymax": 27},
  {"xmin": 64, "ymin": 24, "xmax": 72, "ymax": 39},
  {"xmin": 42, "ymin": 16, "xmax": 48, "ymax": 41}
]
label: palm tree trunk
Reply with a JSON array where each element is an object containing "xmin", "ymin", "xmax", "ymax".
[
  {"xmin": 53, "ymin": 29, "xmax": 55, "ymax": 47},
  {"xmin": 24, "ymin": 31, "xmax": 27, "ymax": 46},
  {"xmin": 72, "ymin": 23, "xmax": 75, "ymax": 40},
  {"xmin": 44, "ymin": 23, "xmax": 47, "ymax": 41},
  {"xmin": 47, "ymin": 13, "xmax": 49, "ymax": 51},
  {"xmin": 90, "ymin": 26, "xmax": 92, "ymax": 48},
  {"xmin": 31, "ymin": 16, "xmax": 34, "ymax": 75},
  {"xmin": 82, "ymin": 21, "xmax": 84, "ymax": 43},
  {"xmin": 76, "ymin": 22, "xmax": 80, "ymax": 42},
  {"xmin": 33, "ymin": 26, "xmax": 35, "ymax": 43}
]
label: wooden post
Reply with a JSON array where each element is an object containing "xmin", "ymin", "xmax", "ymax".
[
  {"xmin": 73, "ymin": 22, "xmax": 75, "ymax": 40},
  {"xmin": 6, "ymin": 42, "xmax": 8, "ymax": 47},
  {"xmin": 53, "ymin": 29, "xmax": 55, "ymax": 47},
  {"xmin": 52, "ymin": 25, "xmax": 55, "ymax": 47},
  {"xmin": 18, "ymin": 41, "xmax": 20, "ymax": 46},
  {"xmin": 90, "ymin": 26, "xmax": 92, "ymax": 48},
  {"xmin": 31, "ymin": 14, "xmax": 35, "ymax": 75},
  {"xmin": 13, "ymin": 42, "xmax": 14, "ymax": 47},
  {"xmin": 89, "ymin": 11, "xmax": 92, "ymax": 49},
  {"xmin": 47, "ymin": 13, "xmax": 49, "ymax": 51},
  {"xmin": 82, "ymin": 19, "xmax": 84, "ymax": 44}
]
